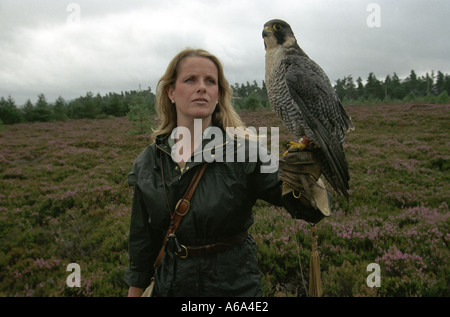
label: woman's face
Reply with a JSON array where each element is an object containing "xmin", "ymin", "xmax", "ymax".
[{"xmin": 168, "ymin": 56, "xmax": 219, "ymax": 126}]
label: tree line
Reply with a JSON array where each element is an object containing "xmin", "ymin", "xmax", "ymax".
[
  {"xmin": 1, "ymin": 69, "xmax": 449, "ymax": 125},
  {"xmin": 334, "ymin": 70, "xmax": 450, "ymax": 104},
  {"xmin": 0, "ymin": 89, "xmax": 155, "ymax": 125}
]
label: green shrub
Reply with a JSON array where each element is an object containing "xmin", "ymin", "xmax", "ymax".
[{"xmin": 126, "ymin": 104, "xmax": 153, "ymax": 135}]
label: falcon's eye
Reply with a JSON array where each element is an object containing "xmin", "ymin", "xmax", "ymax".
[{"xmin": 273, "ymin": 24, "xmax": 282, "ymax": 31}]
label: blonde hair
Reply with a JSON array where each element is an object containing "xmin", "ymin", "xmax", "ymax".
[{"xmin": 152, "ymin": 48, "xmax": 246, "ymax": 140}]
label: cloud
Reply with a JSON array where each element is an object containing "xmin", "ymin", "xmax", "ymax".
[
  {"xmin": 1, "ymin": 0, "xmax": 450, "ymax": 105},
  {"xmin": 0, "ymin": 0, "xmax": 269, "ymax": 103}
]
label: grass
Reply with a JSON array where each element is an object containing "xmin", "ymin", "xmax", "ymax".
[{"xmin": 0, "ymin": 102, "xmax": 448, "ymax": 296}]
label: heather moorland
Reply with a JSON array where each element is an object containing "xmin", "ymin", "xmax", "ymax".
[{"xmin": 0, "ymin": 102, "xmax": 448, "ymax": 296}]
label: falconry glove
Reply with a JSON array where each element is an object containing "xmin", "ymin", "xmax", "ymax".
[{"xmin": 279, "ymin": 146, "xmax": 331, "ymax": 223}]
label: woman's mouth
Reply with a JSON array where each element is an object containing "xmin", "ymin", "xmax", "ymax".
[{"xmin": 192, "ymin": 98, "xmax": 208, "ymax": 104}]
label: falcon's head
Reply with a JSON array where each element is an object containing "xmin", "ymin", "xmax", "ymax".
[{"xmin": 262, "ymin": 19, "xmax": 298, "ymax": 50}]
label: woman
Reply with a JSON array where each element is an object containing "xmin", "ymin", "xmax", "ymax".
[{"xmin": 125, "ymin": 48, "xmax": 329, "ymax": 297}]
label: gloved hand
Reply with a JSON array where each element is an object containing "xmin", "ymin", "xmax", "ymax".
[
  {"xmin": 278, "ymin": 145, "xmax": 330, "ymax": 223},
  {"xmin": 278, "ymin": 146, "xmax": 321, "ymax": 198}
]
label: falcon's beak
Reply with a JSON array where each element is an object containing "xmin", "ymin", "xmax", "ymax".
[{"xmin": 262, "ymin": 26, "xmax": 272, "ymax": 38}]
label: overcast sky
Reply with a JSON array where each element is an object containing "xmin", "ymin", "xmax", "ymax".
[{"xmin": 1, "ymin": 0, "xmax": 449, "ymax": 105}]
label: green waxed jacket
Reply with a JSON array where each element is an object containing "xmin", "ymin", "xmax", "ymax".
[{"xmin": 124, "ymin": 127, "xmax": 312, "ymax": 296}]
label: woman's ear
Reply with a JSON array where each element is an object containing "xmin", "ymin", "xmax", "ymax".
[{"xmin": 167, "ymin": 86, "xmax": 175, "ymax": 103}]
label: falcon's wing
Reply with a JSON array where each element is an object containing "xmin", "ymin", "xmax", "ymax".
[{"xmin": 283, "ymin": 55, "xmax": 350, "ymax": 198}]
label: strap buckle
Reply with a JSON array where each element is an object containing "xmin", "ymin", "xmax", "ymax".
[
  {"xmin": 175, "ymin": 244, "xmax": 189, "ymax": 259},
  {"xmin": 293, "ymin": 190, "xmax": 302, "ymax": 199},
  {"xmin": 175, "ymin": 198, "xmax": 190, "ymax": 216}
]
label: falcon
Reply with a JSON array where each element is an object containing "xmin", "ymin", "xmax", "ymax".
[{"xmin": 262, "ymin": 19, "xmax": 354, "ymax": 199}]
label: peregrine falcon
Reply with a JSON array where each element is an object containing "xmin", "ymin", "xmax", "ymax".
[{"xmin": 262, "ymin": 19, "xmax": 354, "ymax": 199}]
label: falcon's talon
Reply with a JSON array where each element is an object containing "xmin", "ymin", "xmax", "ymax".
[
  {"xmin": 282, "ymin": 140, "xmax": 306, "ymax": 156},
  {"xmin": 291, "ymin": 140, "xmax": 307, "ymax": 149}
]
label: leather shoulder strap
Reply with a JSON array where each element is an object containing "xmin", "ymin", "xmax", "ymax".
[{"xmin": 154, "ymin": 163, "xmax": 208, "ymax": 269}]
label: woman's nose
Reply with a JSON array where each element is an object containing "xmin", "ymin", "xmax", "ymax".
[{"xmin": 197, "ymin": 81, "xmax": 207, "ymax": 93}]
